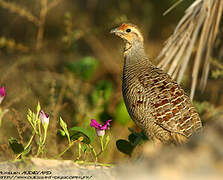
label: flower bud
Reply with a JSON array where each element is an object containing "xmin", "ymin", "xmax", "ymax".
[
  {"xmin": 0, "ymin": 86, "xmax": 6, "ymax": 104},
  {"xmin": 39, "ymin": 110, "xmax": 49, "ymax": 127}
]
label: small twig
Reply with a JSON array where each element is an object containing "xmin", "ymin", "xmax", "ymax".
[
  {"xmin": 0, "ymin": 0, "xmax": 39, "ymax": 25},
  {"xmin": 36, "ymin": 0, "xmax": 48, "ymax": 50},
  {"xmin": 48, "ymin": 0, "xmax": 63, "ymax": 11}
]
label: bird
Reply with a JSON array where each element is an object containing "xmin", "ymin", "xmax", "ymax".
[{"xmin": 110, "ymin": 23, "xmax": 202, "ymax": 145}]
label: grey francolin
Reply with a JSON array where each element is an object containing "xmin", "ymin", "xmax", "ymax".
[{"xmin": 111, "ymin": 23, "xmax": 202, "ymax": 145}]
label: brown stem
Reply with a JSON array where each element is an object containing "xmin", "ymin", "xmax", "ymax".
[{"xmin": 36, "ymin": 0, "xmax": 47, "ymax": 50}]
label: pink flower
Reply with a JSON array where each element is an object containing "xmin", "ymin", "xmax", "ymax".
[
  {"xmin": 39, "ymin": 110, "xmax": 49, "ymax": 126},
  {"xmin": 0, "ymin": 86, "xmax": 6, "ymax": 104},
  {"xmin": 90, "ymin": 119, "xmax": 111, "ymax": 136}
]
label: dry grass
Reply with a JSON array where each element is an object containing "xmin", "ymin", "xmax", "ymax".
[
  {"xmin": 157, "ymin": 0, "xmax": 223, "ymax": 100},
  {"xmin": 0, "ymin": 0, "xmax": 63, "ymax": 51}
]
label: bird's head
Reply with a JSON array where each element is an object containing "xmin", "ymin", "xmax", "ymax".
[{"xmin": 110, "ymin": 23, "xmax": 144, "ymax": 46}]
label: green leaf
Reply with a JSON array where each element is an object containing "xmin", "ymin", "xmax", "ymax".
[
  {"xmin": 26, "ymin": 109, "xmax": 38, "ymax": 132},
  {"xmin": 36, "ymin": 102, "xmax": 41, "ymax": 115},
  {"xmin": 27, "ymin": 114, "xmax": 32, "ymax": 123},
  {"xmin": 58, "ymin": 129, "xmax": 66, "ymax": 136},
  {"xmin": 128, "ymin": 133, "xmax": 138, "ymax": 146},
  {"xmin": 60, "ymin": 117, "xmax": 69, "ymax": 134},
  {"xmin": 128, "ymin": 128, "xmax": 138, "ymax": 135},
  {"xmin": 70, "ymin": 132, "xmax": 82, "ymax": 141},
  {"xmin": 66, "ymin": 56, "xmax": 98, "ymax": 80},
  {"xmin": 32, "ymin": 112, "xmax": 37, "ymax": 126},
  {"xmin": 28, "ymin": 109, "xmax": 32, "ymax": 117},
  {"xmin": 69, "ymin": 126, "xmax": 95, "ymax": 144},
  {"xmin": 59, "ymin": 117, "xmax": 70, "ymax": 142},
  {"xmin": 8, "ymin": 137, "xmax": 24, "ymax": 154},
  {"xmin": 139, "ymin": 131, "xmax": 148, "ymax": 141},
  {"xmin": 128, "ymin": 128, "xmax": 148, "ymax": 142},
  {"xmin": 128, "ymin": 133, "xmax": 146, "ymax": 146},
  {"xmin": 27, "ymin": 109, "xmax": 33, "ymax": 123},
  {"xmin": 70, "ymin": 132, "xmax": 89, "ymax": 144},
  {"xmin": 116, "ymin": 139, "xmax": 134, "ymax": 156},
  {"xmin": 115, "ymin": 100, "xmax": 131, "ymax": 125}
]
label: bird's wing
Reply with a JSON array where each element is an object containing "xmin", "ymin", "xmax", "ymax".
[{"xmin": 137, "ymin": 66, "xmax": 202, "ymax": 138}]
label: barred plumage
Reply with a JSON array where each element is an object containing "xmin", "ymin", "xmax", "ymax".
[{"xmin": 111, "ymin": 23, "xmax": 202, "ymax": 144}]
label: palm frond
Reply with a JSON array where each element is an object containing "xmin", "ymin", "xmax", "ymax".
[{"xmin": 157, "ymin": 0, "xmax": 223, "ymax": 100}]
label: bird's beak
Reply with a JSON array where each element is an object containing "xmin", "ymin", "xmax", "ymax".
[
  {"xmin": 110, "ymin": 28, "xmax": 118, "ymax": 34},
  {"xmin": 110, "ymin": 27, "xmax": 118, "ymax": 34}
]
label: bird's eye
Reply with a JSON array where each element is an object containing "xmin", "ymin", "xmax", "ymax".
[{"xmin": 126, "ymin": 28, "xmax": 131, "ymax": 33}]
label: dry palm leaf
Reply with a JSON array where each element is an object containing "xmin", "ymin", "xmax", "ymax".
[{"xmin": 157, "ymin": 0, "xmax": 223, "ymax": 100}]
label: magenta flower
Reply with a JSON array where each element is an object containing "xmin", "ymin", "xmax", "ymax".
[
  {"xmin": 0, "ymin": 86, "xmax": 6, "ymax": 104},
  {"xmin": 39, "ymin": 110, "xmax": 49, "ymax": 126},
  {"xmin": 90, "ymin": 119, "xmax": 111, "ymax": 136}
]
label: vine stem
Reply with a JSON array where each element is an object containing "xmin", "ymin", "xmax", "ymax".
[
  {"xmin": 57, "ymin": 138, "xmax": 83, "ymax": 158},
  {"xmin": 88, "ymin": 144, "xmax": 98, "ymax": 162},
  {"xmin": 95, "ymin": 136, "xmax": 105, "ymax": 158},
  {"xmin": 100, "ymin": 136, "xmax": 104, "ymax": 151},
  {"xmin": 14, "ymin": 131, "xmax": 36, "ymax": 160}
]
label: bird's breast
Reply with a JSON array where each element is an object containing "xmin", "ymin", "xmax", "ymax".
[{"xmin": 122, "ymin": 65, "xmax": 154, "ymax": 128}]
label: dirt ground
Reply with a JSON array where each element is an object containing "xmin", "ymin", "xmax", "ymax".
[{"xmin": 1, "ymin": 125, "xmax": 223, "ymax": 180}]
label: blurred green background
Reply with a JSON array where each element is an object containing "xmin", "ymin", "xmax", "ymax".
[{"xmin": 0, "ymin": 0, "xmax": 222, "ymax": 163}]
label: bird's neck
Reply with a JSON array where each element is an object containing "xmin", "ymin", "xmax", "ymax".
[{"xmin": 123, "ymin": 42, "xmax": 149, "ymax": 67}]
